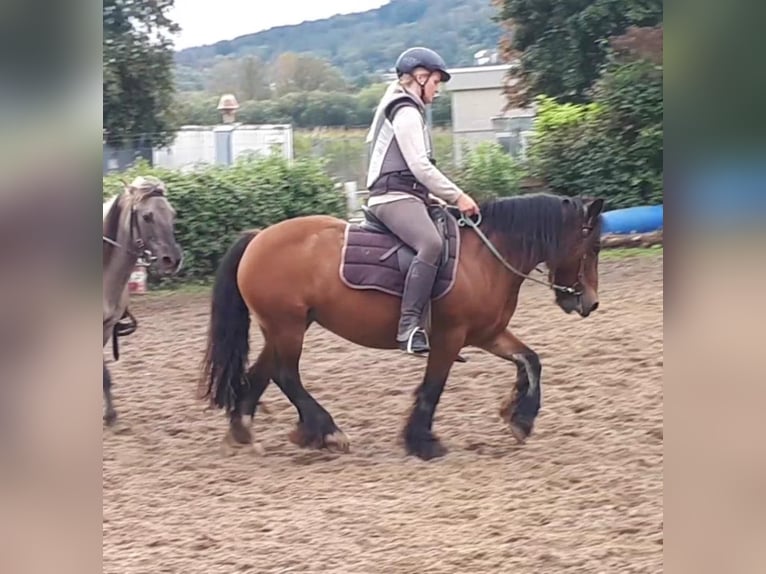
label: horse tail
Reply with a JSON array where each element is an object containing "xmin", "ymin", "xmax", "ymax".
[{"xmin": 200, "ymin": 230, "xmax": 259, "ymax": 413}]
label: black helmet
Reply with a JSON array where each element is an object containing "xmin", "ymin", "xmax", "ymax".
[{"xmin": 395, "ymin": 47, "xmax": 451, "ymax": 82}]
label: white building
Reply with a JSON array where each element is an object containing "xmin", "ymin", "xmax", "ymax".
[
  {"xmin": 442, "ymin": 63, "xmax": 536, "ymax": 164},
  {"xmin": 151, "ymin": 124, "xmax": 294, "ymax": 171}
]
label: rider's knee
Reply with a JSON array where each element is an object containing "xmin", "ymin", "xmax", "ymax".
[{"xmin": 417, "ymin": 232, "xmax": 442, "ymax": 265}]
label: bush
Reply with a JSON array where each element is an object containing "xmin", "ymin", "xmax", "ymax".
[
  {"xmin": 103, "ymin": 154, "xmax": 346, "ymax": 285},
  {"xmin": 527, "ymin": 47, "xmax": 663, "ymax": 209},
  {"xmin": 454, "ymin": 141, "xmax": 525, "ymax": 201}
]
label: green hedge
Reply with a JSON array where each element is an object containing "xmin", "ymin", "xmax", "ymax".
[
  {"xmin": 527, "ymin": 54, "xmax": 663, "ymax": 209},
  {"xmin": 103, "ymin": 154, "xmax": 346, "ymax": 285},
  {"xmin": 453, "ymin": 141, "xmax": 526, "ymax": 202}
]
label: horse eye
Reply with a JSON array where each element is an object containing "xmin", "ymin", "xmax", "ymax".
[{"xmin": 143, "ymin": 212, "xmax": 154, "ymax": 223}]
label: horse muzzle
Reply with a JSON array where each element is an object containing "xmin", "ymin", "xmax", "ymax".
[
  {"xmin": 152, "ymin": 246, "xmax": 183, "ymax": 276},
  {"xmin": 556, "ymin": 291, "xmax": 599, "ymax": 317},
  {"xmin": 578, "ymin": 299, "xmax": 599, "ymax": 317}
]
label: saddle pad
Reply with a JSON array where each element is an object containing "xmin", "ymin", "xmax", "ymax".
[{"xmin": 339, "ymin": 211, "xmax": 460, "ymax": 300}]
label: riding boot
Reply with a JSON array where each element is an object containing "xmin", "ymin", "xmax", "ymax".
[{"xmin": 398, "ymin": 256, "xmax": 439, "ymax": 354}]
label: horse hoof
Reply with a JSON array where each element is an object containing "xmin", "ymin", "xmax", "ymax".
[
  {"xmin": 324, "ymin": 431, "xmax": 350, "ymax": 453},
  {"xmin": 229, "ymin": 422, "xmax": 253, "ymax": 445},
  {"xmin": 288, "ymin": 424, "xmax": 309, "ymax": 447},
  {"xmin": 407, "ymin": 437, "xmax": 448, "ymax": 461},
  {"xmin": 289, "ymin": 424, "xmax": 350, "ymax": 453},
  {"xmin": 103, "ymin": 411, "xmax": 117, "ymax": 427},
  {"xmin": 509, "ymin": 419, "xmax": 533, "ymax": 444}
]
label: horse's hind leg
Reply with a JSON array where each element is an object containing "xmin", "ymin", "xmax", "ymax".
[
  {"xmin": 225, "ymin": 342, "xmax": 274, "ymax": 451},
  {"xmin": 270, "ymin": 326, "xmax": 350, "ymax": 453},
  {"xmin": 103, "ymin": 361, "xmax": 117, "ymax": 426}
]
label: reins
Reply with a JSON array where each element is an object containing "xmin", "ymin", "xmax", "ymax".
[{"xmin": 456, "ymin": 211, "xmax": 583, "ymax": 296}]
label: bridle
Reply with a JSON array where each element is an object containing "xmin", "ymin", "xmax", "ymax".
[
  {"xmin": 457, "ymin": 211, "xmax": 595, "ymax": 297},
  {"xmin": 103, "ymin": 188, "xmax": 165, "ymax": 263}
]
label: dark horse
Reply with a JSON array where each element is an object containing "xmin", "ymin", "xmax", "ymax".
[{"xmin": 200, "ymin": 193, "xmax": 604, "ymax": 460}]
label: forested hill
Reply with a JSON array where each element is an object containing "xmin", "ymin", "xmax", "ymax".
[{"xmin": 174, "ymin": 0, "xmax": 504, "ymax": 84}]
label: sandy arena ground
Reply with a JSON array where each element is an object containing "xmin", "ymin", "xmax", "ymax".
[{"xmin": 103, "ymin": 252, "xmax": 663, "ymax": 574}]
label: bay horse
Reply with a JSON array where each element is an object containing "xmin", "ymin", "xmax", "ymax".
[
  {"xmin": 103, "ymin": 176, "xmax": 182, "ymax": 425},
  {"xmin": 200, "ymin": 192, "xmax": 604, "ymax": 460}
]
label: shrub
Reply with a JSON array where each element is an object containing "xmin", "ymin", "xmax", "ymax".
[
  {"xmin": 527, "ymin": 39, "xmax": 663, "ymax": 209},
  {"xmin": 103, "ymin": 154, "xmax": 346, "ymax": 285},
  {"xmin": 454, "ymin": 141, "xmax": 525, "ymax": 201}
]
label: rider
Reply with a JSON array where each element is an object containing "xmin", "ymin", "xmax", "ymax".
[{"xmin": 365, "ymin": 46, "xmax": 480, "ymax": 355}]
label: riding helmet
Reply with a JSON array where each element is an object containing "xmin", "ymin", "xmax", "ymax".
[{"xmin": 395, "ymin": 47, "xmax": 451, "ymax": 82}]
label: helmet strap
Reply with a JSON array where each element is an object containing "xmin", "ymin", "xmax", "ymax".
[{"xmin": 417, "ymin": 77, "xmax": 427, "ymax": 102}]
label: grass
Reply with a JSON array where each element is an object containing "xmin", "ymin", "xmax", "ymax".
[
  {"xmin": 600, "ymin": 246, "xmax": 663, "ymax": 260},
  {"xmin": 144, "ymin": 280, "xmax": 213, "ymax": 297}
]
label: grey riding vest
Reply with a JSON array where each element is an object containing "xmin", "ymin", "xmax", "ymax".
[{"xmin": 366, "ymin": 90, "xmax": 434, "ymax": 203}]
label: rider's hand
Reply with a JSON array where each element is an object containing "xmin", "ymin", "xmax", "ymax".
[{"xmin": 456, "ymin": 193, "xmax": 480, "ymax": 216}]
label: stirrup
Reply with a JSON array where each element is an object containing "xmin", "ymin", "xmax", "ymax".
[
  {"xmin": 400, "ymin": 327, "xmax": 430, "ymax": 355},
  {"xmin": 397, "ymin": 327, "xmax": 469, "ymax": 362}
]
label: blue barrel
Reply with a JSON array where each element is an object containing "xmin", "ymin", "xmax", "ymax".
[{"xmin": 600, "ymin": 205, "xmax": 663, "ymax": 235}]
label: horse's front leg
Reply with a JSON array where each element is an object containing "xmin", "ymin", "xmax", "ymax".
[
  {"xmin": 402, "ymin": 329, "xmax": 465, "ymax": 460},
  {"xmin": 480, "ymin": 329, "xmax": 541, "ymax": 444}
]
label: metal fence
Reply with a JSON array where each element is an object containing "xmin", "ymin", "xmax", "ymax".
[
  {"xmin": 103, "ymin": 144, "xmax": 154, "ymax": 174},
  {"xmin": 292, "ymin": 125, "xmax": 464, "ymax": 188},
  {"xmin": 102, "ymin": 124, "xmax": 522, "ymax": 197}
]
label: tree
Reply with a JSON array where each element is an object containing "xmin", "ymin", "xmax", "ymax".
[
  {"xmin": 103, "ymin": 0, "xmax": 180, "ymax": 148},
  {"xmin": 493, "ymin": 0, "xmax": 662, "ymax": 106},
  {"xmin": 205, "ymin": 56, "xmax": 271, "ymax": 100},
  {"xmin": 239, "ymin": 56, "xmax": 271, "ymax": 101},
  {"xmin": 271, "ymin": 53, "xmax": 348, "ymax": 96},
  {"xmin": 526, "ymin": 26, "xmax": 663, "ymax": 208}
]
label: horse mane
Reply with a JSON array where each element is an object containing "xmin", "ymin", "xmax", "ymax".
[
  {"xmin": 103, "ymin": 189, "xmax": 126, "ymax": 261},
  {"xmin": 477, "ymin": 193, "xmax": 583, "ymax": 268}
]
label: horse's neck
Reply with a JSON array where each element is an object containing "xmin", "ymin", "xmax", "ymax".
[
  {"xmin": 474, "ymin": 228, "xmax": 545, "ymax": 276},
  {"xmin": 103, "ymin": 197, "xmax": 138, "ymax": 315},
  {"xmin": 462, "ymin": 226, "xmax": 548, "ymax": 309}
]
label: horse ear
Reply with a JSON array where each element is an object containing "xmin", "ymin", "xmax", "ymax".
[{"xmin": 586, "ymin": 198, "xmax": 605, "ymax": 222}]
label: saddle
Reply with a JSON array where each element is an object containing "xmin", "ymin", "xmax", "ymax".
[{"xmin": 340, "ymin": 203, "xmax": 461, "ymax": 299}]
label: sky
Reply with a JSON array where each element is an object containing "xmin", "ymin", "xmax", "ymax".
[{"xmin": 168, "ymin": 0, "xmax": 391, "ymax": 50}]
